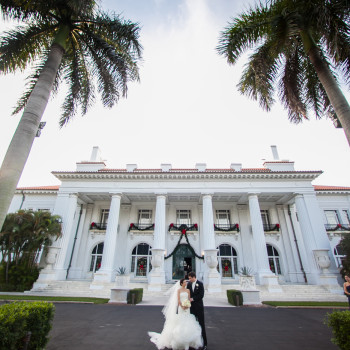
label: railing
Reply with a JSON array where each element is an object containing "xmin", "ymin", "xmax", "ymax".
[
  {"xmin": 90, "ymin": 222, "xmax": 107, "ymax": 230},
  {"xmin": 263, "ymin": 224, "xmax": 280, "ymax": 232},
  {"xmin": 325, "ymin": 223, "xmax": 350, "ymax": 231},
  {"xmin": 214, "ymin": 224, "xmax": 240, "ymax": 232},
  {"xmin": 128, "ymin": 223, "xmax": 155, "ymax": 231}
]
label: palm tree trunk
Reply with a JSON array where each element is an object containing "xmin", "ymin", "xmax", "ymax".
[
  {"xmin": 300, "ymin": 30, "xmax": 350, "ymax": 147},
  {"xmin": 0, "ymin": 43, "xmax": 65, "ymax": 231}
]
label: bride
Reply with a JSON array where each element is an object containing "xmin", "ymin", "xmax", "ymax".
[{"xmin": 148, "ymin": 278, "xmax": 203, "ymax": 350}]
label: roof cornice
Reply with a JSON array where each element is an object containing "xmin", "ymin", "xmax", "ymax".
[{"xmin": 52, "ymin": 170, "xmax": 322, "ymax": 181}]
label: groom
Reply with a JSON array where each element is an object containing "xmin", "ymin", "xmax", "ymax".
[{"xmin": 187, "ymin": 271, "xmax": 207, "ymax": 350}]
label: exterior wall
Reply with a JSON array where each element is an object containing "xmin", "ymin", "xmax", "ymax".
[{"xmin": 8, "ymin": 177, "xmax": 350, "ymax": 288}]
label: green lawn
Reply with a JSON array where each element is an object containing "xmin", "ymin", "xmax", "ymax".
[
  {"xmin": 263, "ymin": 301, "xmax": 349, "ymax": 307},
  {"xmin": 0, "ymin": 295, "xmax": 109, "ymax": 304}
]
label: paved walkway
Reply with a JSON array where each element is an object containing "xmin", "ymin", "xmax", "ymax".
[{"xmin": 45, "ymin": 303, "xmax": 339, "ymax": 350}]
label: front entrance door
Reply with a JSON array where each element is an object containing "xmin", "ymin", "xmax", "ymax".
[{"xmin": 172, "ymin": 244, "xmax": 195, "ymax": 280}]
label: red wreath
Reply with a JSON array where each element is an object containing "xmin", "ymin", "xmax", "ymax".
[
  {"xmin": 182, "ymin": 229, "xmax": 186, "ymax": 235},
  {"xmin": 139, "ymin": 264, "xmax": 144, "ymax": 270},
  {"xmin": 170, "ymin": 223, "xmax": 174, "ymax": 228},
  {"xmin": 194, "ymin": 224, "xmax": 198, "ymax": 229},
  {"xmin": 235, "ymin": 224, "xmax": 239, "ymax": 229},
  {"xmin": 337, "ymin": 223, "xmax": 342, "ymax": 228},
  {"xmin": 276, "ymin": 224, "xmax": 280, "ymax": 229},
  {"xmin": 130, "ymin": 223, "xmax": 134, "ymax": 229},
  {"xmin": 91, "ymin": 222, "xmax": 96, "ymax": 228},
  {"xmin": 224, "ymin": 266, "xmax": 229, "ymax": 271}
]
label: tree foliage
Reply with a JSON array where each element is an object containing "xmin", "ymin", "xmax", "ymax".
[
  {"xmin": 0, "ymin": 210, "xmax": 62, "ymax": 289},
  {"xmin": 0, "ymin": 0, "xmax": 142, "ymax": 126},
  {"xmin": 217, "ymin": 0, "xmax": 350, "ymax": 128}
]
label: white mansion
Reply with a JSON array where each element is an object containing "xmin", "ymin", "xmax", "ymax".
[{"xmin": 9, "ymin": 146, "xmax": 349, "ymax": 295}]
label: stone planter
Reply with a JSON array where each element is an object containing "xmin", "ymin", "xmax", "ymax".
[
  {"xmin": 115, "ymin": 274, "xmax": 130, "ymax": 287},
  {"xmin": 44, "ymin": 246, "xmax": 60, "ymax": 270},
  {"xmin": 239, "ymin": 275, "xmax": 256, "ymax": 290},
  {"xmin": 313, "ymin": 249, "xmax": 331, "ymax": 273}
]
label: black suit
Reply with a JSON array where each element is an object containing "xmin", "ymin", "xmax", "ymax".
[{"xmin": 187, "ymin": 280, "xmax": 207, "ymax": 346}]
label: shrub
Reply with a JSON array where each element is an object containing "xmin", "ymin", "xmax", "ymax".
[
  {"xmin": 227, "ymin": 289, "xmax": 243, "ymax": 306},
  {"xmin": 127, "ymin": 288, "xmax": 143, "ymax": 304},
  {"xmin": 0, "ymin": 301, "xmax": 55, "ymax": 350},
  {"xmin": 326, "ymin": 310, "xmax": 350, "ymax": 350}
]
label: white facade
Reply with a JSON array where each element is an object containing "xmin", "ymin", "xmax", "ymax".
[{"xmin": 9, "ymin": 147, "xmax": 350, "ymax": 293}]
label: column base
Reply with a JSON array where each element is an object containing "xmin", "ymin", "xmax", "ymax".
[
  {"xmin": 148, "ymin": 270, "xmax": 165, "ymax": 291},
  {"xmin": 260, "ymin": 274, "xmax": 282, "ymax": 293},
  {"xmin": 91, "ymin": 270, "xmax": 115, "ymax": 289},
  {"xmin": 319, "ymin": 274, "xmax": 343, "ymax": 294},
  {"xmin": 205, "ymin": 271, "xmax": 222, "ymax": 293}
]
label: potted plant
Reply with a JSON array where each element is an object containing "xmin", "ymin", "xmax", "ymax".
[
  {"xmin": 115, "ymin": 267, "xmax": 130, "ymax": 287},
  {"xmin": 239, "ymin": 266, "xmax": 256, "ymax": 290}
]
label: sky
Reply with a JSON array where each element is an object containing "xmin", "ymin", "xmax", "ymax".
[{"xmin": 0, "ymin": 0, "xmax": 349, "ymax": 187}]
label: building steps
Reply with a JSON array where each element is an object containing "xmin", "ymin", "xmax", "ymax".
[{"xmin": 28, "ymin": 280, "xmax": 347, "ymax": 302}]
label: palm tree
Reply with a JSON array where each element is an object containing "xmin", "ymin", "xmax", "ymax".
[
  {"xmin": 0, "ymin": 0, "xmax": 142, "ymax": 230},
  {"xmin": 217, "ymin": 0, "xmax": 350, "ymax": 145},
  {"xmin": 0, "ymin": 209, "xmax": 62, "ymax": 285}
]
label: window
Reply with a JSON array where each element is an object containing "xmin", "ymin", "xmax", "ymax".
[
  {"xmin": 217, "ymin": 244, "xmax": 238, "ymax": 278},
  {"xmin": 90, "ymin": 243, "xmax": 104, "ymax": 273},
  {"xmin": 131, "ymin": 243, "xmax": 152, "ymax": 277},
  {"xmin": 334, "ymin": 244, "xmax": 346, "ymax": 268},
  {"xmin": 138, "ymin": 210, "xmax": 152, "ymax": 225},
  {"xmin": 176, "ymin": 210, "xmax": 191, "ymax": 225},
  {"xmin": 343, "ymin": 210, "xmax": 350, "ymax": 225},
  {"xmin": 38, "ymin": 208, "xmax": 50, "ymax": 212},
  {"xmin": 100, "ymin": 209, "xmax": 109, "ymax": 225},
  {"xmin": 216, "ymin": 210, "xmax": 231, "ymax": 226},
  {"xmin": 266, "ymin": 244, "xmax": 281, "ymax": 275},
  {"xmin": 324, "ymin": 210, "xmax": 340, "ymax": 225},
  {"xmin": 260, "ymin": 210, "xmax": 270, "ymax": 226}
]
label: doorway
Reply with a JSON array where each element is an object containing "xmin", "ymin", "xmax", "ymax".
[{"xmin": 172, "ymin": 244, "xmax": 196, "ymax": 280}]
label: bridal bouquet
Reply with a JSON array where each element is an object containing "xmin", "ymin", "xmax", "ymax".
[{"xmin": 181, "ymin": 299, "xmax": 191, "ymax": 308}]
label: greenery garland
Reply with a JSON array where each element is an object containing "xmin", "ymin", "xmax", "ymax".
[
  {"xmin": 326, "ymin": 224, "xmax": 350, "ymax": 231},
  {"xmin": 165, "ymin": 223, "xmax": 204, "ymax": 260},
  {"xmin": 264, "ymin": 224, "xmax": 280, "ymax": 232},
  {"xmin": 214, "ymin": 223, "xmax": 240, "ymax": 232},
  {"xmin": 128, "ymin": 223, "xmax": 155, "ymax": 231}
]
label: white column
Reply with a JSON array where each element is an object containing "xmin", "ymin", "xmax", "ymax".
[
  {"xmin": 202, "ymin": 194, "xmax": 221, "ymax": 292},
  {"xmin": 93, "ymin": 193, "xmax": 121, "ymax": 284},
  {"xmin": 248, "ymin": 194, "xmax": 279, "ymax": 289},
  {"xmin": 53, "ymin": 193, "xmax": 79, "ymax": 280},
  {"xmin": 295, "ymin": 194, "xmax": 339, "ymax": 289},
  {"xmin": 148, "ymin": 194, "xmax": 166, "ymax": 291}
]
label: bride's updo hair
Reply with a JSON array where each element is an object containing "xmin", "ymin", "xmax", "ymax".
[{"xmin": 180, "ymin": 278, "xmax": 186, "ymax": 286}]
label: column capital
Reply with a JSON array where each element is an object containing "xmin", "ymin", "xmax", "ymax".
[
  {"xmin": 201, "ymin": 192, "xmax": 214, "ymax": 198},
  {"xmin": 109, "ymin": 192, "xmax": 122, "ymax": 199},
  {"xmin": 155, "ymin": 192, "xmax": 167, "ymax": 198},
  {"xmin": 248, "ymin": 192, "xmax": 260, "ymax": 198}
]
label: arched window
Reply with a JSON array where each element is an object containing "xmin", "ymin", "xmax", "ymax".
[
  {"xmin": 131, "ymin": 243, "xmax": 152, "ymax": 277},
  {"xmin": 267, "ymin": 244, "xmax": 281, "ymax": 275},
  {"xmin": 90, "ymin": 243, "xmax": 104, "ymax": 272},
  {"xmin": 334, "ymin": 244, "xmax": 345, "ymax": 267},
  {"xmin": 217, "ymin": 244, "xmax": 238, "ymax": 278}
]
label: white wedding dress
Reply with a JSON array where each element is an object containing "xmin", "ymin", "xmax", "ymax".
[{"xmin": 148, "ymin": 291, "xmax": 203, "ymax": 350}]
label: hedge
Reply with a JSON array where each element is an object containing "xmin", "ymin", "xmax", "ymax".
[
  {"xmin": 127, "ymin": 288, "xmax": 143, "ymax": 304},
  {"xmin": 227, "ymin": 289, "xmax": 243, "ymax": 306},
  {"xmin": 0, "ymin": 301, "xmax": 55, "ymax": 350},
  {"xmin": 326, "ymin": 310, "xmax": 350, "ymax": 350}
]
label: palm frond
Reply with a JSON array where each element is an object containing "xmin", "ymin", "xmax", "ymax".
[
  {"xmin": 279, "ymin": 43, "xmax": 308, "ymax": 123},
  {"xmin": 217, "ymin": 3, "xmax": 273, "ymax": 64},
  {"xmin": 238, "ymin": 38, "xmax": 281, "ymax": 111},
  {"xmin": 0, "ymin": 22, "xmax": 57, "ymax": 73}
]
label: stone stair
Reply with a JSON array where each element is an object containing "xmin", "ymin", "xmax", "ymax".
[{"xmin": 27, "ymin": 280, "xmax": 347, "ymax": 303}]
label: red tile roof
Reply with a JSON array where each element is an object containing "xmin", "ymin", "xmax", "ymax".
[
  {"xmin": 17, "ymin": 185, "xmax": 60, "ymax": 190},
  {"xmin": 314, "ymin": 185, "xmax": 350, "ymax": 191}
]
